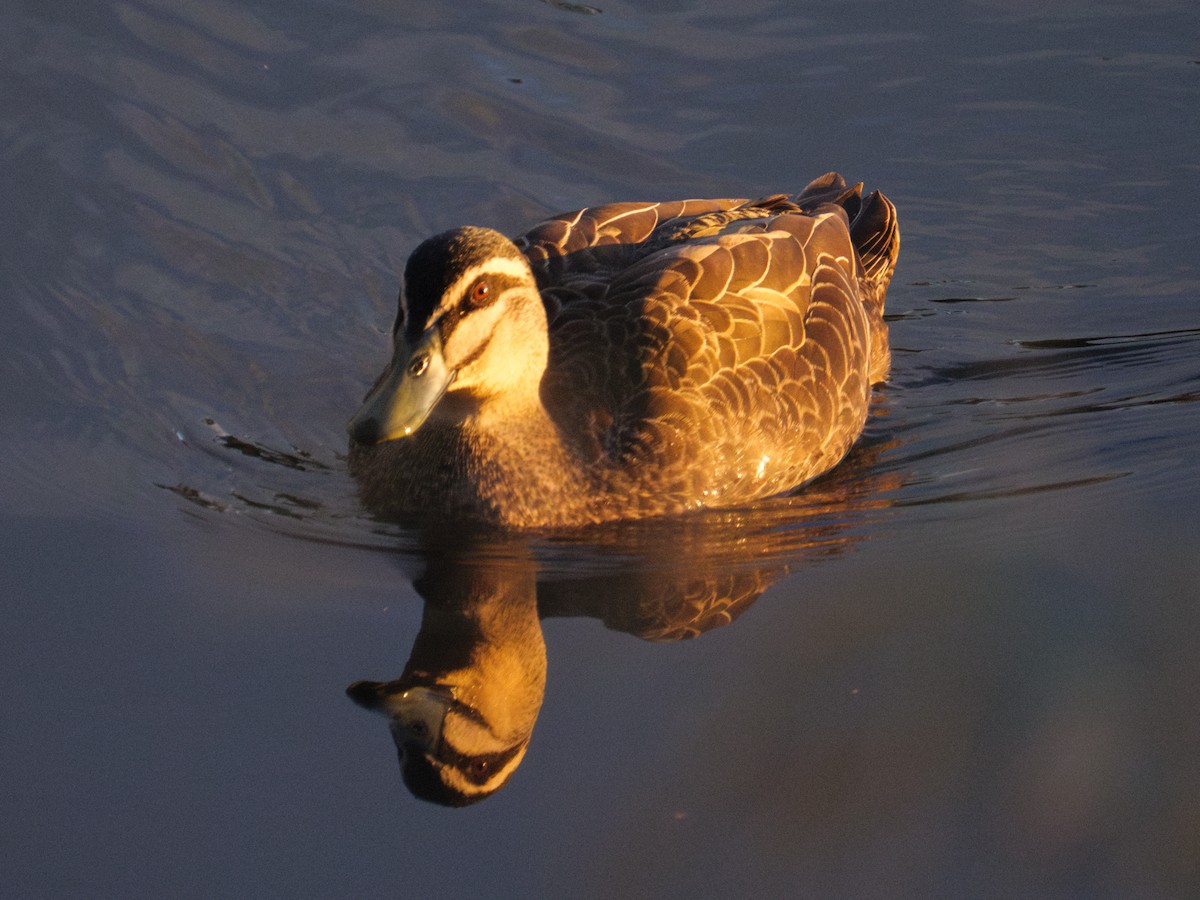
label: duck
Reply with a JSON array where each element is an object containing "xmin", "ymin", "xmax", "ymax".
[{"xmin": 347, "ymin": 172, "xmax": 899, "ymax": 530}]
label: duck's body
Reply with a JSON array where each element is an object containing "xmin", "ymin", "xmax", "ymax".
[{"xmin": 348, "ymin": 172, "xmax": 899, "ymax": 530}]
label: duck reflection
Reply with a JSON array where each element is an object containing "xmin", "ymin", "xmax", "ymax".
[
  {"xmin": 347, "ymin": 536, "xmax": 544, "ymax": 806},
  {"xmin": 348, "ymin": 440, "xmax": 898, "ymax": 806}
]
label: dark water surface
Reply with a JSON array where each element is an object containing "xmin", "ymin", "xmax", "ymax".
[{"xmin": 4, "ymin": 0, "xmax": 1200, "ymax": 896}]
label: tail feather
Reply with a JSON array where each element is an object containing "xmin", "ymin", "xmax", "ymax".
[
  {"xmin": 849, "ymin": 189, "xmax": 900, "ymax": 291},
  {"xmin": 790, "ymin": 171, "xmax": 859, "ymax": 211},
  {"xmin": 791, "ymin": 173, "xmax": 900, "ymax": 291},
  {"xmin": 789, "ymin": 173, "xmax": 899, "ymax": 383},
  {"xmin": 846, "ymin": 189, "xmax": 899, "ymax": 384}
]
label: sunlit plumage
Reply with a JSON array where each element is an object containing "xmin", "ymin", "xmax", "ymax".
[{"xmin": 347, "ymin": 172, "xmax": 900, "ymax": 529}]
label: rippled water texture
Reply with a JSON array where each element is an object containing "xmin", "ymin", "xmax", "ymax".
[{"xmin": 3, "ymin": 1, "xmax": 1199, "ymax": 896}]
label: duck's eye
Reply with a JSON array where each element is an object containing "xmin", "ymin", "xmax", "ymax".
[
  {"xmin": 467, "ymin": 279, "xmax": 491, "ymax": 308},
  {"xmin": 408, "ymin": 354, "xmax": 430, "ymax": 377},
  {"xmin": 467, "ymin": 758, "xmax": 490, "ymax": 777}
]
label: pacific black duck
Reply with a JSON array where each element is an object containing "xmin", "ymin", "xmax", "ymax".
[{"xmin": 347, "ymin": 172, "xmax": 899, "ymax": 529}]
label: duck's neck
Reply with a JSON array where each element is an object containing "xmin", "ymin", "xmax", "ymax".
[{"xmin": 452, "ymin": 391, "xmax": 597, "ymax": 529}]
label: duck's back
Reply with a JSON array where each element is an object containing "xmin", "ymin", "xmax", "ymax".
[{"xmin": 517, "ymin": 173, "xmax": 899, "ymax": 516}]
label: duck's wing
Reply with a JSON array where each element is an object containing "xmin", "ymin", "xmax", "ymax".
[
  {"xmin": 539, "ymin": 192, "xmax": 892, "ymax": 507},
  {"xmin": 514, "ymin": 198, "xmax": 747, "ymax": 288}
]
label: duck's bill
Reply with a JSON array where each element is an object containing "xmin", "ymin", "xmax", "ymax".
[
  {"xmin": 346, "ymin": 680, "xmax": 452, "ymax": 752},
  {"xmin": 346, "ymin": 329, "xmax": 455, "ymax": 444}
]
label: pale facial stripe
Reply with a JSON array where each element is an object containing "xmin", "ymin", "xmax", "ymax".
[
  {"xmin": 439, "ymin": 286, "xmax": 518, "ymax": 369},
  {"xmin": 431, "ymin": 256, "xmax": 533, "ymax": 324},
  {"xmin": 441, "ymin": 742, "xmax": 530, "ymax": 798}
]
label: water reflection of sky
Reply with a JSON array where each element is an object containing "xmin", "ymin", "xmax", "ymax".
[{"xmin": 3, "ymin": 0, "xmax": 1200, "ymax": 896}]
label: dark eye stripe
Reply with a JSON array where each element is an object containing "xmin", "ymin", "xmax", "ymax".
[
  {"xmin": 432, "ymin": 273, "xmax": 525, "ymax": 344},
  {"xmin": 463, "ymin": 273, "xmax": 522, "ymax": 309},
  {"xmin": 401, "ymin": 270, "xmax": 526, "ymax": 344},
  {"xmin": 440, "ymin": 737, "xmax": 527, "ymax": 787},
  {"xmin": 429, "ymin": 699, "xmax": 527, "ymax": 788}
]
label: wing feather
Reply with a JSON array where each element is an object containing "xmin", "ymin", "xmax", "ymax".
[{"xmin": 532, "ymin": 198, "xmax": 881, "ymax": 502}]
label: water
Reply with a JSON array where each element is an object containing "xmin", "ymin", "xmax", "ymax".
[{"xmin": 3, "ymin": 0, "xmax": 1199, "ymax": 896}]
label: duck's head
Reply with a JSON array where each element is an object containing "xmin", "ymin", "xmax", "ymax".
[
  {"xmin": 347, "ymin": 551, "xmax": 546, "ymax": 806},
  {"xmin": 347, "ymin": 226, "xmax": 547, "ymax": 445},
  {"xmin": 346, "ymin": 679, "xmax": 535, "ymax": 807}
]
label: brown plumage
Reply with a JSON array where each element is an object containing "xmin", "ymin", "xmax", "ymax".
[{"xmin": 347, "ymin": 172, "xmax": 900, "ymax": 530}]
